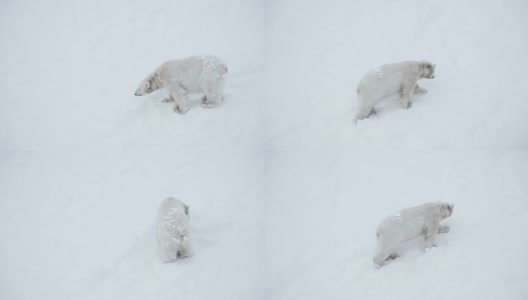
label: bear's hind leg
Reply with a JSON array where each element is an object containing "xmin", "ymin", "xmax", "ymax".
[
  {"xmin": 355, "ymin": 91, "xmax": 381, "ymax": 120},
  {"xmin": 373, "ymin": 245, "xmax": 395, "ymax": 267},
  {"xmin": 160, "ymin": 243, "xmax": 178, "ymax": 262},
  {"xmin": 177, "ymin": 245, "xmax": 191, "ymax": 259},
  {"xmin": 355, "ymin": 103, "xmax": 376, "ymax": 120}
]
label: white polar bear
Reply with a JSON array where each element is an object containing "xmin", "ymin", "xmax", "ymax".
[
  {"xmin": 355, "ymin": 60, "xmax": 436, "ymax": 120},
  {"xmin": 135, "ymin": 55, "xmax": 228, "ymax": 114},
  {"xmin": 373, "ymin": 202, "xmax": 453, "ymax": 267},
  {"xmin": 156, "ymin": 197, "xmax": 191, "ymax": 262}
]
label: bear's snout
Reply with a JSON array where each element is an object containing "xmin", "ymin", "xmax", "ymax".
[{"xmin": 134, "ymin": 90, "xmax": 141, "ymax": 96}]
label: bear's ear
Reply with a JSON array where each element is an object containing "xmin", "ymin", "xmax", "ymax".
[{"xmin": 448, "ymin": 203, "xmax": 454, "ymax": 214}]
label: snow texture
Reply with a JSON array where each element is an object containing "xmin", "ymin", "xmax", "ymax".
[{"xmin": 1, "ymin": 0, "xmax": 527, "ymax": 299}]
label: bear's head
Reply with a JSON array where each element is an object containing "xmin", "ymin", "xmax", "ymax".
[
  {"xmin": 439, "ymin": 202, "xmax": 454, "ymax": 219},
  {"xmin": 420, "ymin": 61, "xmax": 436, "ymax": 79},
  {"xmin": 135, "ymin": 74, "xmax": 160, "ymax": 96}
]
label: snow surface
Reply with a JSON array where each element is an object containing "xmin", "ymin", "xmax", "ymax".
[{"xmin": 1, "ymin": 0, "xmax": 527, "ymax": 299}]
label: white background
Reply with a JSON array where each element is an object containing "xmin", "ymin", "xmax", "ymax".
[{"xmin": 1, "ymin": 0, "xmax": 527, "ymax": 299}]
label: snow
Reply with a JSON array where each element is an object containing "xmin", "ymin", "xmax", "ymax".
[{"xmin": 0, "ymin": 0, "xmax": 527, "ymax": 299}]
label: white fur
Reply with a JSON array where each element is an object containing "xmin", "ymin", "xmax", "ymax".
[
  {"xmin": 156, "ymin": 197, "xmax": 191, "ymax": 262},
  {"xmin": 355, "ymin": 60, "xmax": 436, "ymax": 120},
  {"xmin": 373, "ymin": 202, "xmax": 453, "ymax": 267},
  {"xmin": 135, "ymin": 55, "xmax": 228, "ymax": 114}
]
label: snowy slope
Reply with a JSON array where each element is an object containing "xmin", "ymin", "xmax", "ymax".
[
  {"xmin": 264, "ymin": 0, "xmax": 528, "ymax": 299},
  {"xmin": 265, "ymin": 0, "xmax": 528, "ymax": 149},
  {"xmin": 1, "ymin": 0, "xmax": 528, "ymax": 299},
  {"xmin": 0, "ymin": 1, "xmax": 266, "ymax": 299},
  {"xmin": 264, "ymin": 151, "xmax": 528, "ymax": 299}
]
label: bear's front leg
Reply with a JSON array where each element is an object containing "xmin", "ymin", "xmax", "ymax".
[
  {"xmin": 174, "ymin": 105, "xmax": 189, "ymax": 114},
  {"xmin": 438, "ymin": 225, "xmax": 450, "ymax": 234},
  {"xmin": 387, "ymin": 253, "xmax": 399, "ymax": 260},
  {"xmin": 201, "ymin": 93, "xmax": 223, "ymax": 109},
  {"xmin": 414, "ymin": 84, "xmax": 428, "ymax": 94},
  {"xmin": 201, "ymin": 76, "xmax": 226, "ymax": 109},
  {"xmin": 399, "ymin": 82, "xmax": 415, "ymax": 109},
  {"xmin": 200, "ymin": 95, "xmax": 219, "ymax": 109},
  {"xmin": 421, "ymin": 226, "xmax": 438, "ymax": 251},
  {"xmin": 169, "ymin": 86, "xmax": 190, "ymax": 114}
]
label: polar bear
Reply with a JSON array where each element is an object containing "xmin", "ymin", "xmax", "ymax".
[
  {"xmin": 135, "ymin": 55, "xmax": 228, "ymax": 114},
  {"xmin": 156, "ymin": 197, "xmax": 191, "ymax": 262},
  {"xmin": 355, "ymin": 60, "xmax": 436, "ymax": 120},
  {"xmin": 373, "ymin": 202, "xmax": 453, "ymax": 267}
]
